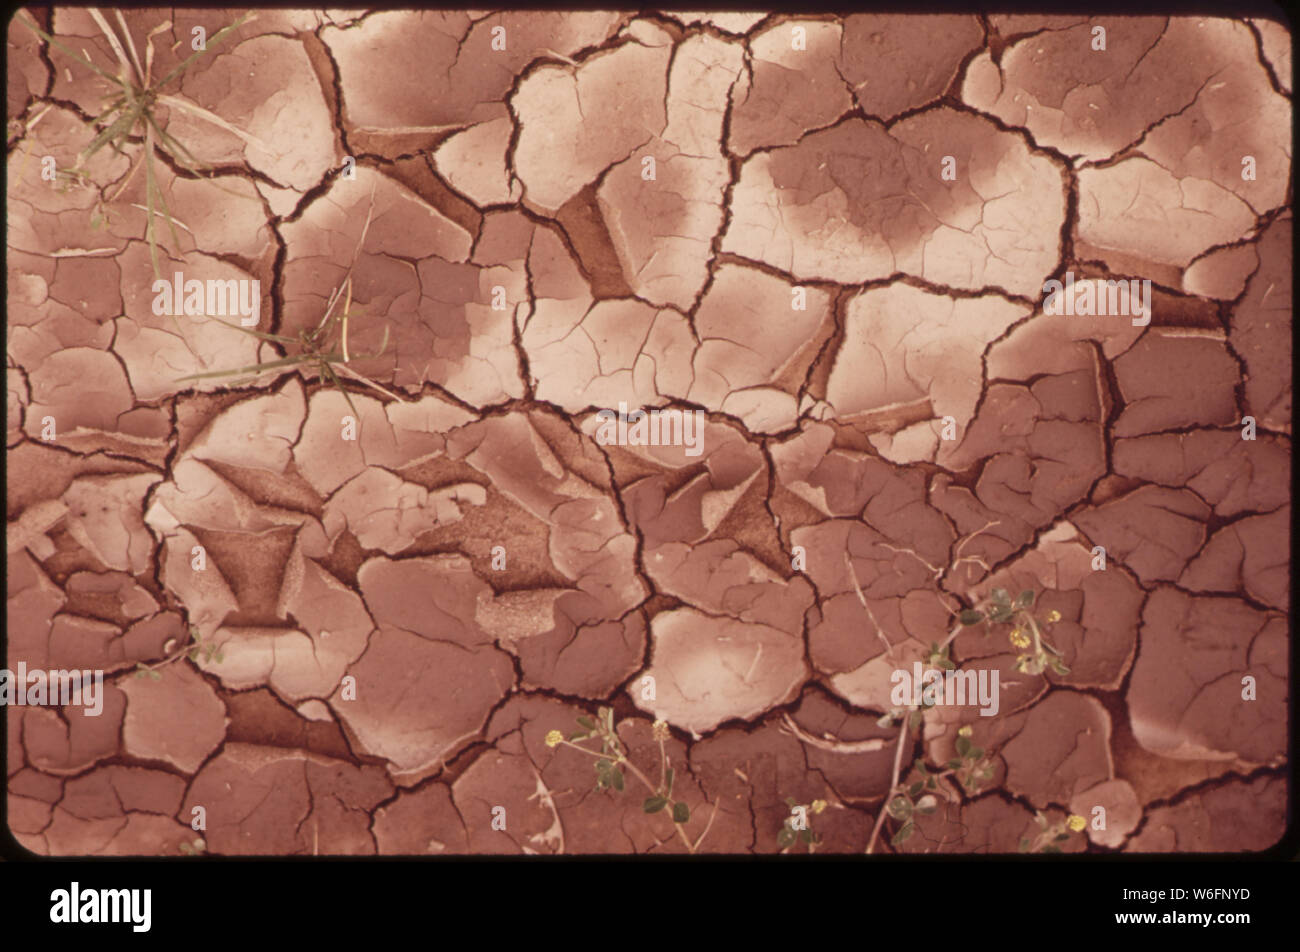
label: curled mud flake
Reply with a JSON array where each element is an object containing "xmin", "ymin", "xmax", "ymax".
[
  {"xmin": 596, "ymin": 35, "xmax": 743, "ymax": 309},
  {"xmin": 828, "ymin": 286, "xmax": 1028, "ymax": 462},
  {"xmin": 1180, "ymin": 506, "xmax": 1289, "ymax": 611},
  {"xmin": 1073, "ymin": 486, "xmax": 1209, "ymax": 585},
  {"xmin": 1111, "ymin": 331, "xmax": 1240, "ymax": 437},
  {"xmin": 176, "ymin": 35, "xmax": 336, "ymax": 190},
  {"xmin": 1000, "ymin": 692, "xmax": 1114, "ymax": 808},
  {"xmin": 1230, "ymin": 214, "xmax": 1291, "ymax": 432},
  {"xmin": 21, "ymin": 684, "xmax": 126, "ymax": 776},
  {"xmin": 1183, "ymin": 244, "xmax": 1259, "ymax": 300},
  {"xmin": 513, "ymin": 39, "xmax": 672, "ymax": 214},
  {"xmin": 1112, "ymin": 429, "xmax": 1290, "ymax": 518},
  {"xmin": 1070, "ymin": 778, "xmax": 1141, "ymax": 849},
  {"xmin": 184, "ymin": 744, "xmax": 393, "ymax": 855},
  {"xmin": 1124, "ymin": 775, "xmax": 1285, "ymax": 853},
  {"xmin": 61, "ymin": 473, "xmax": 160, "ymax": 575},
  {"xmin": 729, "ymin": 20, "xmax": 851, "ymax": 156},
  {"xmin": 121, "ymin": 663, "xmax": 227, "ymax": 774},
  {"xmin": 647, "ymin": 540, "xmax": 814, "ymax": 636},
  {"xmin": 840, "ymin": 15, "xmax": 984, "ymax": 120},
  {"xmin": 966, "ymin": 18, "xmax": 1239, "ymax": 163},
  {"xmin": 330, "ymin": 625, "xmax": 515, "ymax": 784},
  {"xmin": 724, "ymin": 109, "xmax": 1064, "ymax": 293},
  {"xmin": 325, "ymin": 467, "xmax": 486, "ymax": 554},
  {"xmin": 688, "ymin": 265, "xmax": 833, "ymax": 432},
  {"xmin": 1076, "ymin": 159, "xmax": 1256, "ymax": 282},
  {"xmin": 635, "ymin": 608, "xmax": 808, "ymax": 736},
  {"xmin": 432, "ymin": 117, "xmax": 522, "ymax": 207},
  {"xmin": 1128, "ymin": 587, "xmax": 1285, "ymax": 765}
]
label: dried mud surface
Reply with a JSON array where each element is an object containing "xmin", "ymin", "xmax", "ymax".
[{"xmin": 5, "ymin": 9, "xmax": 1292, "ymax": 855}]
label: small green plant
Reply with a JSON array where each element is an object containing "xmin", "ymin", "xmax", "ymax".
[
  {"xmin": 1020, "ymin": 810, "xmax": 1087, "ymax": 853},
  {"xmin": 545, "ymin": 707, "xmax": 716, "ymax": 853},
  {"xmin": 133, "ymin": 624, "xmax": 222, "ymax": 679},
  {"xmin": 958, "ymin": 587, "xmax": 1070, "ymax": 677},
  {"xmin": 866, "ymin": 583, "xmax": 1073, "ymax": 853},
  {"xmin": 178, "ymin": 836, "xmax": 206, "ymax": 856},
  {"xmin": 777, "ymin": 797, "xmax": 826, "ymax": 853},
  {"xmin": 20, "ymin": 9, "xmax": 260, "ymax": 278},
  {"xmin": 174, "ymin": 191, "xmax": 400, "ymax": 417}
]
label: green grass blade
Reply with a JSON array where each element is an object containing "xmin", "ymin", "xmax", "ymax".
[
  {"xmin": 201, "ymin": 317, "xmax": 297, "ymax": 344},
  {"xmin": 147, "ymin": 114, "xmax": 203, "ymax": 171},
  {"xmin": 19, "ymin": 14, "xmax": 121, "ymax": 85},
  {"xmin": 176, "ymin": 354, "xmax": 312, "ymax": 383},
  {"xmin": 81, "ymin": 105, "xmax": 137, "ymax": 162},
  {"xmin": 153, "ymin": 13, "xmax": 253, "ymax": 90},
  {"xmin": 320, "ymin": 361, "xmax": 358, "ymax": 418}
]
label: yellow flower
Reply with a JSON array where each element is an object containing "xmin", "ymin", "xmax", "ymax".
[
  {"xmin": 1067, "ymin": 814, "xmax": 1087, "ymax": 833},
  {"xmin": 1046, "ymin": 610, "xmax": 1062, "ymax": 623},
  {"xmin": 545, "ymin": 730, "xmax": 564, "ymax": 748},
  {"xmin": 957, "ymin": 725, "xmax": 973, "ymax": 738},
  {"xmin": 652, "ymin": 719, "xmax": 670, "ymax": 741},
  {"xmin": 811, "ymin": 799, "xmax": 827, "ymax": 815},
  {"xmin": 1009, "ymin": 628, "xmax": 1031, "ymax": 649}
]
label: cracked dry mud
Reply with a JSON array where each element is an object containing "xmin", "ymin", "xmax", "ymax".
[{"xmin": 5, "ymin": 8, "xmax": 1291, "ymax": 856}]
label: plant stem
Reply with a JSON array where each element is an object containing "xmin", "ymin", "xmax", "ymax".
[
  {"xmin": 866, "ymin": 712, "xmax": 913, "ymax": 855},
  {"xmin": 559, "ymin": 736, "xmax": 697, "ymax": 853}
]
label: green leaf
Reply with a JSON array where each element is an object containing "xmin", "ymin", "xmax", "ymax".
[
  {"xmin": 568, "ymin": 730, "xmax": 587, "ymax": 742},
  {"xmin": 946, "ymin": 759, "xmax": 962, "ymax": 770},
  {"xmin": 672, "ymin": 802, "xmax": 689, "ymax": 824},
  {"xmin": 907, "ymin": 781, "xmax": 924, "ymax": 798},
  {"xmin": 989, "ymin": 607, "xmax": 1014, "ymax": 624},
  {"xmin": 991, "ymin": 588, "xmax": 1009, "ymax": 607},
  {"xmin": 970, "ymin": 747, "xmax": 984, "ymax": 760},
  {"xmin": 577, "ymin": 716, "xmax": 596, "ymax": 730},
  {"xmin": 926, "ymin": 776, "xmax": 937, "ymax": 790},
  {"xmin": 959, "ymin": 609, "xmax": 984, "ymax": 626},
  {"xmin": 1055, "ymin": 832, "xmax": 1070, "ymax": 842},
  {"xmin": 915, "ymin": 795, "xmax": 938, "ymax": 815},
  {"xmin": 212, "ymin": 651, "xmax": 224, "ymax": 664},
  {"xmin": 1018, "ymin": 837, "xmax": 1031, "ymax": 853},
  {"xmin": 1041, "ymin": 845, "xmax": 1062, "ymax": 854},
  {"xmin": 597, "ymin": 759, "xmax": 613, "ymax": 772},
  {"xmin": 664, "ymin": 767, "xmax": 674, "ymax": 798},
  {"xmin": 908, "ymin": 710, "xmax": 923, "ymax": 733},
  {"xmin": 643, "ymin": 796, "xmax": 668, "ymax": 814},
  {"xmin": 913, "ymin": 759, "xmax": 928, "ymax": 775},
  {"xmin": 891, "ymin": 822, "xmax": 914, "ymax": 847},
  {"xmin": 187, "ymin": 648, "xmax": 199, "ymax": 662},
  {"xmin": 797, "ymin": 828, "xmax": 812, "ymax": 845},
  {"xmin": 955, "ymin": 735, "xmax": 971, "ymax": 757},
  {"xmin": 777, "ymin": 826, "xmax": 797, "ymax": 849},
  {"xmin": 784, "ymin": 796, "xmax": 797, "ymax": 808},
  {"xmin": 886, "ymin": 797, "xmax": 912, "ymax": 820},
  {"xmin": 149, "ymin": 670, "xmax": 162, "ymax": 681},
  {"xmin": 876, "ymin": 713, "xmax": 895, "ymax": 728},
  {"xmin": 1014, "ymin": 589, "xmax": 1035, "ymax": 609},
  {"xmin": 611, "ymin": 768, "xmax": 624, "ymax": 792}
]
